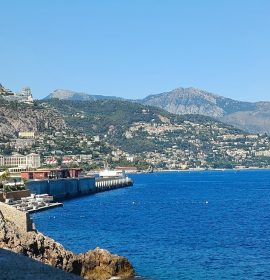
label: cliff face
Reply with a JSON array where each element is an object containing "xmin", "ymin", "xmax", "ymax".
[
  {"xmin": 0, "ymin": 216, "xmax": 134, "ymax": 280},
  {"xmin": 142, "ymin": 87, "xmax": 226, "ymax": 117},
  {"xmin": 0, "ymin": 102, "xmax": 67, "ymax": 138}
]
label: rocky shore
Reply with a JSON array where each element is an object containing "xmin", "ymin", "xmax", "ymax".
[{"xmin": 0, "ymin": 215, "xmax": 135, "ymax": 280}]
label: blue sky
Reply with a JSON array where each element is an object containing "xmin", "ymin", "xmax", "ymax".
[{"xmin": 0, "ymin": 0, "xmax": 269, "ymax": 101}]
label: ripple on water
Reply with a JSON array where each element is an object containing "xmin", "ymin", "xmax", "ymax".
[{"xmin": 33, "ymin": 170, "xmax": 270, "ymax": 280}]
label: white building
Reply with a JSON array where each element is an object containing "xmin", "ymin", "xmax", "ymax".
[
  {"xmin": 2, "ymin": 87, "xmax": 33, "ymax": 105},
  {"xmin": 0, "ymin": 153, "xmax": 40, "ymax": 168},
  {"xmin": 255, "ymin": 150, "xmax": 270, "ymax": 157},
  {"xmin": 18, "ymin": 131, "xmax": 35, "ymax": 138}
]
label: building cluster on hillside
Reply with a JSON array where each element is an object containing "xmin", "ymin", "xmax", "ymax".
[
  {"xmin": 1, "ymin": 117, "xmax": 270, "ymax": 172},
  {"xmin": 0, "ymin": 128, "xmax": 136, "ymax": 172},
  {"xmin": 125, "ymin": 121, "xmax": 270, "ymax": 170},
  {"xmin": 0, "ymin": 84, "xmax": 33, "ymax": 104}
]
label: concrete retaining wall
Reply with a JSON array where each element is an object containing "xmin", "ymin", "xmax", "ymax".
[
  {"xmin": 27, "ymin": 177, "xmax": 96, "ymax": 200},
  {"xmin": 78, "ymin": 177, "xmax": 96, "ymax": 194},
  {"xmin": 0, "ymin": 202, "xmax": 33, "ymax": 232},
  {"xmin": 27, "ymin": 180, "xmax": 49, "ymax": 195}
]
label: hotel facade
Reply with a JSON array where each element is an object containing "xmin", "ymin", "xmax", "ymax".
[{"xmin": 0, "ymin": 153, "xmax": 41, "ymax": 168}]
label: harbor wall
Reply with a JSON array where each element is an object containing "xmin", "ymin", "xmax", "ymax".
[
  {"xmin": 0, "ymin": 202, "xmax": 33, "ymax": 232},
  {"xmin": 78, "ymin": 177, "xmax": 96, "ymax": 194},
  {"xmin": 26, "ymin": 177, "xmax": 96, "ymax": 200},
  {"xmin": 95, "ymin": 177, "xmax": 133, "ymax": 192}
]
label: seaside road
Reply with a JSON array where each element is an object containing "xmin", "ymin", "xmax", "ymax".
[{"xmin": 0, "ymin": 248, "xmax": 82, "ymax": 280}]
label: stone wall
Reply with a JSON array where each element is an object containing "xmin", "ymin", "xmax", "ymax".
[
  {"xmin": 0, "ymin": 202, "xmax": 33, "ymax": 232},
  {"xmin": 4, "ymin": 190, "xmax": 31, "ymax": 200}
]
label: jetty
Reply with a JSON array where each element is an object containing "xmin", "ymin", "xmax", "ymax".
[
  {"xmin": 0, "ymin": 167, "xmax": 133, "ymax": 213},
  {"xmin": 23, "ymin": 167, "xmax": 133, "ymax": 201},
  {"xmin": 95, "ymin": 169, "xmax": 133, "ymax": 192}
]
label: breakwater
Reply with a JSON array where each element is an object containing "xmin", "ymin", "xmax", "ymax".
[
  {"xmin": 95, "ymin": 176, "xmax": 133, "ymax": 191},
  {"xmin": 26, "ymin": 176, "xmax": 133, "ymax": 200},
  {"xmin": 27, "ymin": 177, "xmax": 96, "ymax": 200}
]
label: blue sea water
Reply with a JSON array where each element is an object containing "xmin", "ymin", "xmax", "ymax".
[{"xmin": 33, "ymin": 170, "xmax": 270, "ymax": 280}]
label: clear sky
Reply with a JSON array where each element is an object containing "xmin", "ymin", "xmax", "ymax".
[{"xmin": 0, "ymin": 0, "xmax": 269, "ymax": 101}]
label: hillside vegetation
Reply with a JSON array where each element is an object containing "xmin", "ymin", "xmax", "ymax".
[
  {"xmin": 44, "ymin": 86, "xmax": 270, "ymax": 134},
  {"xmin": 40, "ymin": 99, "xmax": 270, "ymax": 169},
  {"xmin": 1, "ymin": 97, "xmax": 270, "ymax": 170},
  {"xmin": 141, "ymin": 87, "xmax": 270, "ymax": 134}
]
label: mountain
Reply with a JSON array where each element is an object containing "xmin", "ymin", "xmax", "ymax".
[
  {"xmin": 3, "ymin": 80, "xmax": 270, "ymax": 134},
  {"xmin": 44, "ymin": 87, "xmax": 270, "ymax": 134},
  {"xmin": 140, "ymin": 87, "xmax": 270, "ymax": 134},
  {"xmin": 44, "ymin": 89, "xmax": 121, "ymax": 101},
  {"xmin": 1, "ymin": 96, "xmax": 270, "ymax": 169},
  {"xmin": 40, "ymin": 99, "xmax": 270, "ymax": 169}
]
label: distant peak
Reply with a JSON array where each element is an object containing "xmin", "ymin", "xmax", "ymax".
[
  {"xmin": 43, "ymin": 89, "xmax": 122, "ymax": 101},
  {"xmin": 44, "ymin": 89, "xmax": 91, "ymax": 101}
]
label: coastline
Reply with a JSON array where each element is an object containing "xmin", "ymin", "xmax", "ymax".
[
  {"xmin": 0, "ymin": 202, "xmax": 135, "ymax": 280},
  {"xmin": 125, "ymin": 166, "xmax": 270, "ymax": 175}
]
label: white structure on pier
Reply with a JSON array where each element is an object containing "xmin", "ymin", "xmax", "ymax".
[{"xmin": 95, "ymin": 168, "xmax": 133, "ymax": 191}]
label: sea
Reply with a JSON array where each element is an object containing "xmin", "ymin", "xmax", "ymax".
[{"xmin": 32, "ymin": 170, "xmax": 270, "ymax": 280}]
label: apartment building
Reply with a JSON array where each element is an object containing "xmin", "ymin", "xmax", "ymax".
[{"xmin": 0, "ymin": 153, "xmax": 40, "ymax": 168}]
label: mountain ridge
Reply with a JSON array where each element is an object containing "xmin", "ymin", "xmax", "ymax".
[
  {"xmin": 1, "ymin": 97, "xmax": 270, "ymax": 170},
  {"xmin": 44, "ymin": 89, "xmax": 122, "ymax": 101},
  {"xmin": 6, "ymin": 82, "xmax": 270, "ymax": 134},
  {"xmin": 140, "ymin": 87, "xmax": 270, "ymax": 133},
  {"xmin": 38, "ymin": 98, "xmax": 270, "ymax": 169}
]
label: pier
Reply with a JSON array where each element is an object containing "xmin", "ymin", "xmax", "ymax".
[
  {"xmin": 0, "ymin": 170, "xmax": 133, "ymax": 216},
  {"xmin": 19, "ymin": 167, "xmax": 133, "ymax": 201},
  {"xmin": 95, "ymin": 176, "xmax": 133, "ymax": 192},
  {"xmin": 26, "ymin": 177, "xmax": 96, "ymax": 200}
]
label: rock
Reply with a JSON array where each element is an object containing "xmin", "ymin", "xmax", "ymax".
[
  {"xmin": 0, "ymin": 248, "xmax": 82, "ymax": 280},
  {"xmin": 79, "ymin": 248, "xmax": 135, "ymax": 280},
  {"xmin": 0, "ymin": 216, "xmax": 135, "ymax": 280},
  {"xmin": 0, "ymin": 100, "xmax": 67, "ymax": 139},
  {"xmin": 141, "ymin": 87, "xmax": 270, "ymax": 134}
]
